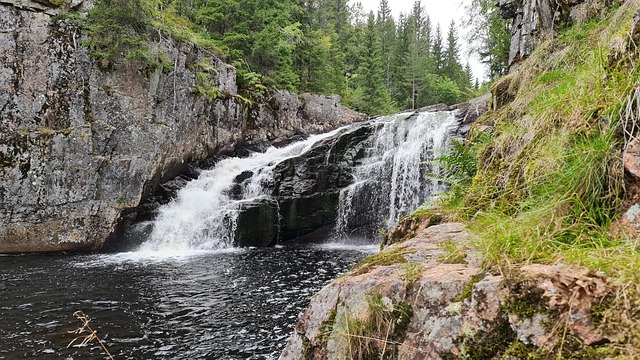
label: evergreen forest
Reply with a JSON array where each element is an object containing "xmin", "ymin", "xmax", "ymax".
[{"xmin": 79, "ymin": 0, "xmax": 508, "ymax": 116}]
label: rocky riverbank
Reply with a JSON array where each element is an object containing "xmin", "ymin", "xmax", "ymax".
[{"xmin": 281, "ymin": 222, "xmax": 611, "ymax": 359}]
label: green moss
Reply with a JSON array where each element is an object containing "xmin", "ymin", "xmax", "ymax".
[
  {"xmin": 591, "ymin": 292, "xmax": 615, "ymax": 327},
  {"xmin": 502, "ymin": 340, "xmax": 541, "ymax": 359},
  {"xmin": 504, "ymin": 282, "xmax": 549, "ymax": 319},
  {"xmin": 50, "ymin": 0, "xmax": 66, "ymax": 8},
  {"xmin": 36, "ymin": 126, "xmax": 55, "ymax": 135},
  {"xmin": 114, "ymin": 197, "xmax": 129, "ymax": 208},
  {"xmin": 459, "ymin": 315, "xmax": 517, "ymax": 360},
  {"xmin": 455, "ymin": 273, "xmax": 485, "ymax": 302}
]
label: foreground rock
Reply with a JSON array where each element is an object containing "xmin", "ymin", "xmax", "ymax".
[
  {"xmin": 281, "ymin": 223, "xmax": 611, "ymax": 359},
  {"xmin": 0, "ymin": 2, "xmax": 365, "ymax": 252}
]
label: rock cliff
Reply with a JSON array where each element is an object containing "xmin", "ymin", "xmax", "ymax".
[
  {"xmin": 497, "ymin": 0, "xmax": 621, "ymax": 70},
  {"xmin": 0, "ymin": 0, "xmax": 365, "ymax": 252}
]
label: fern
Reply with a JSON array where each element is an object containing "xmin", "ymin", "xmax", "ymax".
[{"xmin": 426, "ymin": 129, "xmax": 492, "ymax": 203}]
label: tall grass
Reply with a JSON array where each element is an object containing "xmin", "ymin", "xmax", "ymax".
[
  {"xmin": 455, "ymin": 3, "xmax": 638, "ymax": 272},
  {"xmin": 428, "ymin": 4, "xmax": 640, "ymax": 353}
]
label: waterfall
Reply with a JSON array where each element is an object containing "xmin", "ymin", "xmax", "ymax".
[
  {"xmin": 137, "ymin": 128, "xmax": 345, "ymax": 254},
  {"xmin": 136, "ymin": 110, "xmax": 457, "ymax": 253},
  {"xmin": 333, "ymin": 110, "xmax": 457, "ymax": 238}
]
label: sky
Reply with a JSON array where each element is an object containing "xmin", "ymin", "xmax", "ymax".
[{"xmin": 351, "ymin": 0, "xmax": 487, "ymax": 82}]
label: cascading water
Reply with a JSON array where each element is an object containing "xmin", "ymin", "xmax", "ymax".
[
  {"xmin": 137, "ymin": 129, "xmax": 345, "ymax": 255},
  {"xmin": 333, "ymin": 110, "xmax": 457, "ymax": 238},
  {"xmin": 137, "ymin": 110, "xmax": 458, "ymax": 254}
]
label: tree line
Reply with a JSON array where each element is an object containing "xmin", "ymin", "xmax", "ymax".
[{"xmin": 81, "ymin": 0, "xmax": 510, "ymax": 115}]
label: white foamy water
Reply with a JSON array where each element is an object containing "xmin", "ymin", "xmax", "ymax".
[
  {"xmin": 136, "ymin": 128, "xmax": 346, "ymax": 255},
  {"xmin": 334, "ymin": 111, "xmax": 457, "ymax": 237},
  {"xmin": 137, "ymin": 109, "xmax": 457, "ymax": 254}
]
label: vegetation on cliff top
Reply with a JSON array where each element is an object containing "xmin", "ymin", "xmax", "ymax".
[{"xmin": 63, "ymin": 0, "xmax": 497, "ymax": 115}]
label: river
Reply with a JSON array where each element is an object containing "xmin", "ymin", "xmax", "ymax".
[{"xmin": 0, "ymin": 244, "xmax": 375, "ymax": 359}]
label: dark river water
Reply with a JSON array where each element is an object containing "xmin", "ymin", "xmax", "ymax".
[{"xmin": 0, "ymin": 243, "xmax": 376, "ymax": 359}]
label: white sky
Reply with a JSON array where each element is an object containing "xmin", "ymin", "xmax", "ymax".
[{"xmin": 351, "ymin": 0, "xmax": 487, "ymax": 82}]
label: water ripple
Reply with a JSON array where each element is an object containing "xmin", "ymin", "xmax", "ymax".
[{"xmin": 0, "ymin": 244, "xmax": 374, "ymax": 359}]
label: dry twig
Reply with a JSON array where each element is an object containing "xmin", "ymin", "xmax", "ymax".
[{"xmin": 67, "ymin": 310, "xmax": 115, "ymax": 360}]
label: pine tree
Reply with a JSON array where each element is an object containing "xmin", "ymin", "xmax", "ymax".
[
  {"xmin": 405, "ymin": 0, "xmax": 430, "ymax": 109},
  {"xmin": 391, "ymin": 13, "xmax": 411, "ymax": 109},
  {"xmin": 443, "ymin": 20, "xmax": 463, "ymax": 85},
  {"xmin": 360, "ymin": 12, "xmax": 393, "ymax": 115},
  {"xmin": 377, "ymin": 0, "xmax": 396, "ymax": 90},
  {"xmin": 431, "ymin": 25, "xmax": 444, "ymax": 75},
  {"xmin": 463, "ymin": 62, "xmax": 473, "ymax": 89}
]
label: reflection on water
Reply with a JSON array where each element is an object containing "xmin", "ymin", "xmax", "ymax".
[{"xmin": 0, "ymin": 244, "xmax": 376, "ymax": 359}]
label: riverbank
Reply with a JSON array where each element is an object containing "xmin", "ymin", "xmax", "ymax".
[{"xmin": 281, "ymin": 222, "xmax": 613, "ymax": 359}]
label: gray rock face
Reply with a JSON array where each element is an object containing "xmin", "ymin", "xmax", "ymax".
[
  {"xmin": 281, "ymin": 223, "xmax": 611, "ymax": 359},
  {"xmin": 0, "ymin": 3, "xmax": 365, "ymax": 252},
  {"xmin": 496, "ymin": 0, "xmax": 619, "ymax": 70},
  {"xmin": 231, "ymin": 124, "xmax": 374, "ymax": 247}
]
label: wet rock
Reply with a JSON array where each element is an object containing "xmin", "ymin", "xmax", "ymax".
[
  {"xmin": 234, "ymin": 199, "xmax": 279, "ymax": 247},
  {"xmin": 453, "ymin": 93, "xmax": 491, "ymax": 137},
  {"xmin": 277, "ymin": 192, "xmax": 340, "ymax": 242},
  {"xmin": 227, "ymin": 124, "xmax": 375, "ymax": 245}
]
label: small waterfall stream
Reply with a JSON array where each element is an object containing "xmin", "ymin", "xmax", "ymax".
[
  {"xmin": 137, "ymin": 110, "xmax": 458, "ymax": 253},
  {"xmin": 333, "ymin": 110, "xmax": 457, "ymax": 237}
]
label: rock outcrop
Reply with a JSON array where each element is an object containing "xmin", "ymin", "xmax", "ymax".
[
  {"xmin": 497, "ymin": 0, "xmax": 621, "ymax": 70},
  {"xmin": 0, "ymin": 1, "xmax": 365, "ymax": 252},
  {"xmin": 281, "ymin": 223, "xmax": 611, "ymax": 359},
  {"xmin": 229, "ymin": 123, "xmax": 374, "ymax": 247}
]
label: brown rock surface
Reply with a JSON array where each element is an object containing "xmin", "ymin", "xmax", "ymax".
[{"xmin": 281, "ymin": 222, "xmax": 612, "ymax": 359}]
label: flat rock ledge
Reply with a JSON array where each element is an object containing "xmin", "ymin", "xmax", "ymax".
[{"xmin": 281, "ymin": 223, "xmax": 611, "ymax": 359}]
